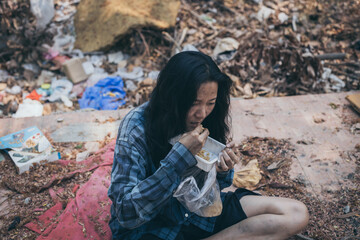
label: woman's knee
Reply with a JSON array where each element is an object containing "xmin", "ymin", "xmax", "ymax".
[{"xmin": 286, "ymin": 200, "xmax": 309, "ymax": 230}]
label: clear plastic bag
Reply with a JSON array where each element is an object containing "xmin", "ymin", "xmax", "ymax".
[{"xmin": 173, "ymin": 165, "xmax": 223, "ymax": 217}]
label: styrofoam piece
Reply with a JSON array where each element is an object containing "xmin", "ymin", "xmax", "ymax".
[{"xmin": 169, "ymin": 135, "xmax": 225, "ymax": 172}]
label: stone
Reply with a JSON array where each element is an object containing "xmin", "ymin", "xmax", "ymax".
[{"xmin": 74, "ymin": 0, "xmax": 180, "ymax": 52}]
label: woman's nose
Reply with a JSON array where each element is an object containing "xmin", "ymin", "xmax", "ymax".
[{"xmin": 195, "ymin": 106, "xmax": 207, "ymax": 119}]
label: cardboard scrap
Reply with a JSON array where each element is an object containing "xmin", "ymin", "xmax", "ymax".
[
  {"xmin": 346, "ymin": 93, "xmax": 360, "ymax": 114},
  {"xmin": 62, "ymin": 58, "xmax": 91, "ymax": 84}
]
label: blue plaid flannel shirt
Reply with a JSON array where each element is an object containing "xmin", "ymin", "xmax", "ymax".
[{"xmin": 108, "ymin": 103, "xmax": 234, "ymax": 240}]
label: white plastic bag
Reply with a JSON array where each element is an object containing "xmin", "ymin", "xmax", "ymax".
[
  {"xmin": 173, "ymin": 165, "xmax": 223, "ymax": 217},
  {"xmin": 30, "ymin": 0, "xmax": 55, "ymax": 30}
]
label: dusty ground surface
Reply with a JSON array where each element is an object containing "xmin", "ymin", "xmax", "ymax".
[{"xmin": 0, "ymin": 0, "xmax": 359, "ymax": 239}]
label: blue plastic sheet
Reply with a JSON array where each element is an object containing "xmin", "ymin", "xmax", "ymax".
[{"xmin": 79, "ymin": 76, "xmax": 126, "ymax": 110}]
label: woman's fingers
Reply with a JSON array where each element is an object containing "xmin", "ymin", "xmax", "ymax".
[
  {"xmin": 226, "ymin": 148, "xmax": 240, "ymax": 164},
  {"xmin": 218, "ymin": 154, "xmax": 229, "ymax": 171},
  {"xmin": 222, "ymin": 149, "xmax": 234, "ymax": 169}
]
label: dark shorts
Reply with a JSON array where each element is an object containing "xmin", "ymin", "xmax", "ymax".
[{"xmin": 141, "ymin": 188, "xmax": 260, "ymax": 240}]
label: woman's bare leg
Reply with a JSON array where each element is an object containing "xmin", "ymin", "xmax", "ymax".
[{"xmin": 203, "ymin": 195, "xmax": 309, "ymax": 240}]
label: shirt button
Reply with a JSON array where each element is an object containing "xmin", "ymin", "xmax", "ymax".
[{"xmin": 185, "ymin": 213, "xmax": 189, "ymax": 218}]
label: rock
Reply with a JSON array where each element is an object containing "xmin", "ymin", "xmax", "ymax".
[{"xmin": 74, "ymin": 0, "xmax": 180, "ymax": 52}]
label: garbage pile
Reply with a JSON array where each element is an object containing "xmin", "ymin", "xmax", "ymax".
[{"xmin": 0, "ymin": 0, "xmax": 359, "ymax": 119}]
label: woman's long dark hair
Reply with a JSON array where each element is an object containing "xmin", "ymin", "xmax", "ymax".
[{"xmin": 144, "ymin": 51, "xmax": 232, "ymax": 168}]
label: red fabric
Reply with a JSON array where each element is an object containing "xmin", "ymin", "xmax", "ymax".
[
  {"xmin": 25, "ymin": 141, "xmax": 116, "ymax": 239},
  {"xmin": 25, "ymin": 202, "xmax": 63, "ymax": 234},
  {"xmin": 48, "ymin": 187, "xmax": 64, "ymax": 203}
]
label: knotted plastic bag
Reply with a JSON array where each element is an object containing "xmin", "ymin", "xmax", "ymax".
[
  {"xmin": 233, "ymin": 159, "xmax": 262, "ymax": 190},
  {"xmin": 173, "ymin": 165, "xmax": 222, "ymax": 217}
]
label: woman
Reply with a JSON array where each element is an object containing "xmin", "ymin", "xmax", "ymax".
[{"xmin": 108, "ymin": 51, "xmax": 309, "ymax": 240}]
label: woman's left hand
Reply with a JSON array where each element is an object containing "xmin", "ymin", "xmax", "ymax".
[{"xmin": 216, "ymin": 141, "xmax": 240, "ymax": 172}]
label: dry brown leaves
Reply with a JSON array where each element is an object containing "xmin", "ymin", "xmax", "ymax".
[
  {"xmin": 0, "ymin": 0, "xmax": 54, "ymax": 75},
  {"xmin": 236, "ymin": 137, "xmax": 360, "ymax": 239}
]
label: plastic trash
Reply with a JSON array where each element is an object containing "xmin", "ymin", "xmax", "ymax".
[
  {"xmin": 256, "ymin": 6, "xmax": 275, "ymax": 22},
  {"xmin": 182, "ymin": 44, "xmax": 199, "ymax": 52},
  {"xmin": 86, "ymin": 68, "xmax": 109, "ymax": 87},
  {"xmin": 6, "ymin": 86, "xmax": 22, "ymax": 95},
  {"xmin": 108, "ymin": 51, "xmax": 126, "ymax": 64},
  {"xmin": 213, "ymin": 38, "xmax": 239, "ymax": 62},
  {"xmin": 148, "ymin": 70, "xmax": 160, "ymax": 81},
  {"xmin": 36, "ymin": 70, "xmax": 55, "ymax": 87},
  {"xmin": 48, "ymin": 79, "xmax": 73, "ymax": 102},
  {"xmin": 13, "ymin": 99, "xmax": 44, "ymax": 118},
  {"xmin": 233, "ymin": 159, "xmax": 262, "ymax": 190},
  {"xmin": 0, "ymin": 70, "xmax": 9, "ymax": 82},
  {"xmin": 22, "ymin": 63, "xmax": 41, "ymax": 75},
  {"xmin": 60, "ymin": 95, "xmax": 73, "ymax": 107},
  {"xmin": 116, "ymin": 67, "xmax": 144, "ymax": 81},
  {"xmin": 30, "ymin": 0, "xmax": 55, "ymax": 29},
  {"xmin": 26, "ymin": 89, "xmax": 42, "ymax": 101},
  {"xmin": 278, "ymin": 12, "xmax": 289, "ymax": 23},
  {"xmin": 78, "ymin": 76, "xmax": 126, "ymax": 110},
  {"xmin": 125, "ymin": 80, "xmax": 137, "ymax": 92}
]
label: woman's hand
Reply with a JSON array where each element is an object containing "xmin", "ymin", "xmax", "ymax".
[
  {"xmin": 179, "ymin": 125, "xmax": 209, "ymax": 156},
  {"xmin": 216, "ymin": 140, "xmax": 241, "ymax": 172}
]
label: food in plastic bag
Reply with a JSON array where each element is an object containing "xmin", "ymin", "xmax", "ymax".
[
  {"xmin": 233, "ymin": 159, "xmax": 262, "ymax": 190},
  {"xmin": 173, "ymin": 165, "xmax": 222, "ymax": 217}
]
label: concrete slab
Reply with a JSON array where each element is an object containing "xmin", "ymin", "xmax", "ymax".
[
  {"xmin": 0, "ymin": 91, "xmax": 359, "ymax": 199},
  {"xmin": 0, "ymin": 109, "xmax": 131, "ymax": 141},
  {"xmin": 230, "ymin": 91, "xmax": 359, "ymax": 198}
]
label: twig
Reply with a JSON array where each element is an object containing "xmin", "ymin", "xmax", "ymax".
[
  {"xmin": 178, "ymin": 27, "xmax": 188, "ymax": 47},
  {"xmin": 324, "ymin": 62, "xmax": 360, "ymax": 69},
  {"xmin": 296, "ymin": 234, "xmax": 315, "ymax": 240},
  {"xmin": 315, "ymin": 53, "xmax": 346, "ymax": 60},
  {"xmin": 137, "ymin": 29, "xmax": 150, "ymax": 57},
  {"xmin": 162, "ymin": 31, "xmax": 181, "ymax": 51},
  {"xmin": 195, "ymin": 29, "xmax": 225, "ymax": 47},
  {"xmin": 181, "ymin": 0, "xmax": 217, "ymax": 31},
  {"xmin": 336, "ymin": 211, "xmax": 360, "ymax": 219}
]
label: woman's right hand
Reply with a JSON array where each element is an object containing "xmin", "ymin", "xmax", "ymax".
[{"xmin": 179, "ymin": 125, "xmax": 209, "ymax": 155}]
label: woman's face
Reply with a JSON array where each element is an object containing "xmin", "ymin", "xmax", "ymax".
[{"xmin": 185, "ymin": 81, "xmax": 218, "ymax": 131}]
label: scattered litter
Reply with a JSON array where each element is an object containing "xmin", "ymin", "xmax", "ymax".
[
  {"xmin": 62, "ymin": 58, "xmax": 91, "ymax": 84},
  {"xmin": 213, "ymin": 37, "xmax": 239, "ymax": 62},
  {"xmin": 30, "ymin": 0, "xmax": 55, "ymax": 30},
  {"xmin": 108, "ymin": 51, "xmax": 126, "ymax": 64},
  {"xmin": 182, "ymin": 44, "xmax": 199, "ymax": 52},
  {"xmin": 233, "ymin": 159, "xmax": 262, "ymax": 190},
  {"xmin": 48, "ymin": 79, "xmax": 73, "ymax": 102},
  {"xmin": 0, "ymin": 126, "xmax": 60, "ymax": 174},
  {"xmin": 256, "ymin": 6, "xmax": 275, "ymax": 22},
  {"xmin": 24, "ymin": 197, "xmax": 32, "ymax": 205},
  {"xmin": 76, "ymin": 151, "xmax": 91, "ymax": 162},
  {"xmin": 278, "ymin": 12, "xmax": 289, "ymax": 23},
  {"xmin": 79, "ymin": 76, "xmax": 126, "ymax": 110},
  {"xmin": 117, "ymin": 67, "xmax": 144, "ymax": 81},
  {"xmin": 13, "ymin": 99, "xmax": 44, "ymax": 118},
  {"xmin": 343, "ymin": 205, "xmax": 350, "ymax": 214},
  {"xmin": 5, "ymin": 86, "xmax": 22, "ymax": 95}
]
